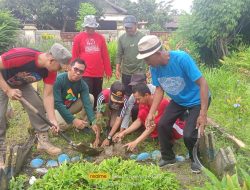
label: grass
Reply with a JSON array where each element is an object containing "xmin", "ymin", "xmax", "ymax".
[{"xmin": 5, "ymin": 57, "xmax": 250, "ymax": 189}]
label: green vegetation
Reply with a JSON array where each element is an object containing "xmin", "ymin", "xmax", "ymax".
[
  {"xmin": 75, "ymin": 2, "xmax": 97, "ymax": 31},
  {"xmin": 9, "ymin": 175, "xmax": 28, "ymax": 190},
  {"xmin": 29, "ymin": 157, "xmax": 180, "ymax": 190},
  {"xmin": 107, "ymin": 41, "xmax": 117, "ymax": 69},
  {"xmin": 0, "ymin": 10, "xmax": 20, "ymax": 53},
  {"xmin": 193, "ymin": 168, "xmax": 250, "ymax": 190}
]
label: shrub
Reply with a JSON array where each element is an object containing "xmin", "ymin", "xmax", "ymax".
[
  {"xmin": 9, "ymin": 175, "xmax": 28, "ymax": 190},
  {"xmin": 107, "ymin": 41, "xmax": 117, "ymax": 70},
  {"xmin": 193, "ymin": 168, "xmax": 250, "ymax": 190},
  {"xmin": 75, "ymin": 3, "xmax": 97, "ymax": 31},
  {"xmin": 29, "ymin": 157, "xmax": 180, "ymax": 190},
  {"xmin": 0, "ymin": 10, "xmax": 20, "ymax": 53}
]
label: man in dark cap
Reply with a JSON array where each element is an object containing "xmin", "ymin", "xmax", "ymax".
[
  {"xmin": 90, "ymin": 81, "xmax": 127, "ymax": 147},
  {"xmin": 115, "ymin": 15, "xmax": 146, "ymax": 96}
]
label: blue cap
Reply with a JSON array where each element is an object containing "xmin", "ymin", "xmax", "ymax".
[{"xmin": 123, "ymin": 15, "xmax": 137, "ymax": 28}]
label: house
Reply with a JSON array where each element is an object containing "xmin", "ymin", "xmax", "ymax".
[{"xmin": 98, "ymin": 0, "xmax": 128, "ymax": 30}]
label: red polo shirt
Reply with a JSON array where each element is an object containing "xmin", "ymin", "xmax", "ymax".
[{"xmin": 138, "ymin": 98, "xmax": 185, "ymax": 139}]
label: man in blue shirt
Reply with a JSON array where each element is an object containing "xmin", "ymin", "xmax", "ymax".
[{"xmin": 137, "ymin": 35, "xmax": 210, "ymax": 173}]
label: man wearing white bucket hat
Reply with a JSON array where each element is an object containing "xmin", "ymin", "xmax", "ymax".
[
  {"xmin": 137, "ymin": 35, "xmax": 211, "ymax": 173},
  {"xmin": 72, "ymin": 15, "xmax": 112, "ymax": 109}
]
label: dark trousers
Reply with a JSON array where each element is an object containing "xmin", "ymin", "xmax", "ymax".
[
  {"xmin": 158, "ymin": 100, "xmax": 209, "ymax": 161},
  {"xmin": 121, "ymin": 73, "xmax": 132, "ymax": 97},
  {"xmin": 82, "ymin": 77, "xmax": 103, "ymax": 109}
]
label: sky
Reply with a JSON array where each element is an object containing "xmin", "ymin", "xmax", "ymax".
[{"xmin": 171, "ymin": 0, "xmax": 193, "ymax": 13}]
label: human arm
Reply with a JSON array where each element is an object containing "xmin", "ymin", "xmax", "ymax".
[
  {"xmin": 101, "ymin": 37, "xmax": 112, "ymax": 79},
  {"xmin": 123, "ymin": 123, "xmax": 155, "ymax": 151},
  {"xmin": 80, "ymin": 81, "xmax": 96, "ymax": 124},
  {"xmin": 115, "ymin": 38, "xmax": 123, "ymax": 79},
  {"xmin": 43, "ymin": 83, "xmax": 59, "ymax": 133},
  {"xmin": 145, "ymin": 87, "xmax": 164, "ymax": 129},
  {"xmin": 195, "ymin": 77, "xmax": 209, "ymax": 136},
  {"xmin": 0, "ymin": 57, "xmax": 22, "ymax": 100},
  {"xmin": 101, "ymin": 116, "xmax": 123, "ymax": 147},
  {"xmin": 71, "ymin": 35, "xmax": 81, "ymax": 60},
  {"xmin": 113, "ymin": 118, "xmax": 142, "ymax": 142},
  {"xmin": 120, "ymin": 95, "xmax": 135, "ymax": 129}
]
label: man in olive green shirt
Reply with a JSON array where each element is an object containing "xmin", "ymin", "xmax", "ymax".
[
  {"xmin": 116, "ymin": 15, "xmax": 146, "ymax": 96},
  {"xmin": 53, "ymin": 58, "xmax": 100, "ymax": 147}
]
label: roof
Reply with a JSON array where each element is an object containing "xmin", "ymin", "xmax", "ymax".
[{"xmin": 104, "ymin": 0, "xmax": 127, "ymax": 14}]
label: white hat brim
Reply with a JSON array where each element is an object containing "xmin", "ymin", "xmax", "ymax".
[
  {"xmin": 136, "ymin": 45, "xmax": 161, "ymax": 60},
  {"xmin": 82, "ymin": 23, "xmax": 99, "ymax": 28}
]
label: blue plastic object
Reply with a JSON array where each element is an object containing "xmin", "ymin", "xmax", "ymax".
[
  {"xmin": 30, "ymin": 158, "xmax": 44, "ymax": 168},
  {"xmin": 130, "ymin": 154, "xmax": 137, "ymax": 160},
  {"xmin": 58, "ymin": 154, "xmax": 70, "ymax": 164},
  {"xmin": 136, "ymin": 152, "xmax": 151, "ymax": 161},
  {"xmin": 46, "ymin": 160, "xmax": 58, "ymax": 167},
  {"xmin": 71, "ymin": 156, "xmax": 81, "ymax": 162},
  {"xmin": 175, "ymin": 155, "xmax": 185, "ymax": 162},
  {"xmin": 151, "ymin": 150, "xmax": 161, "ymax": 160},
  {"xmin": 84, "ymin": 156, "xmax": 93, "ymax": 162}
]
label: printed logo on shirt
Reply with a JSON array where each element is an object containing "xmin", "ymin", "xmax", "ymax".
[
  {"xmin": 7, "ymin": 72, "xmax": 42, "ymax": 86},
  {"xmin": 158, "ymin": 77, "xmax": 185, "ymax": 95},
  {"xmin": 85, "ymin": 38, "xmax": 100, "ymax": 53},
  {"xmin": 64, "ymin": 88, "xmax": 77, "ymax": 108}
]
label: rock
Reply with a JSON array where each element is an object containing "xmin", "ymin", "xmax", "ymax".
[
  {"xmin": 71, "ymin": 156, "xmax": 81, "ymax": 162},
  {"xmin": 35, "ymin": 168, "xmax": 48, "ymax": 175},
  {"xmin": 130, "ymin": 154, "xmax": 137, "ymax": 160},
  {"xmin": 151, "ymin": 150, "xmax": 161, "ymax": 160},
  {"xmin": 46, "ymin": 160, "xmax": 58, "ymax": 168},
  {"xmin": 30, "ymin": 158, "xmax": 44, "ymax": 168},
  {"xmin": 175, "ymin": 155, "xmax": 185, "ymax": 162},
  {"xmin": 58, "ymin": 154, "xmax": 70, "ymax": 164},
  {"xmin": 136, "ymin": 152, "xmax": 151, "ymax": 161},
  {"xmin": 29, "ymin": 176, "xmax": 37, "ymax": 185}
]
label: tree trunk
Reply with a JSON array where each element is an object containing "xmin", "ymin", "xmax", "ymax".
[{"xmin": 62, "ymin": 19, "xmax": 68, "ymax": 32}]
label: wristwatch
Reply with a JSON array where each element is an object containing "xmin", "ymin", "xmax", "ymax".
[{"xmin": 107, "ymin": 135, "xmax": 112, "ymax": 141}]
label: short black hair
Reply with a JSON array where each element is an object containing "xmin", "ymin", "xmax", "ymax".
[
  {"xmin": 71, "ymin": 58, "xmax": 86, "ymax": 68},
  {"xmin": 132, "ymin": 83, "xmax": 151, "ymax": 96}
]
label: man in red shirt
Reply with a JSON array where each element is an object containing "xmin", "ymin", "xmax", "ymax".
[
  {"xmin": 113, "ymin": 83, "xmax": 185, "ymax": 151},
  {"xmin": 72, "ymin": 15, "xmax": 112, "ymax": 108},
  {"xmin": 0, "ymin": 43, "xmax": 71, "ymax": 168}
]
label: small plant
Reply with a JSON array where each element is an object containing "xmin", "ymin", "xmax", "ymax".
[
  {"xmin": 29, "ymin": 157, "xmax": 180, "ymax": 190},
  {"xmin": 41, "ymin": 33, "xmax": 56, "ymax": 40},
  {"xmin": 107, "ymin": 41, "xmax": 117, "ymax": 69},
  {"xmin": 193, "ymin": 168, "xmax": 250, "ymax": 190},
  {"xmin": 9, "ymin": 174, "xmax": 28, "ymax": 190}
]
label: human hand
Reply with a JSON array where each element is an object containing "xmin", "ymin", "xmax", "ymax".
[
  {"xmin": 101, "ymin": 138, "xmax": 111, "ymax": 147},
  {"xmin": 113, "ymin": 131, "xmax": 125, "ymax": 142},
  {"xmin": 92, "ymin": 137, "xmax": 100, "ymax": 148},
  {"xmin": 123, "ymin": 141, "xmax": 138, "ymax": 151},
  {"xmin": 145, "ymin": 113, "xmax": 155, "ymax": 130},
  {"xmin": 50, "ymin": 120, "xmax": 60, "ymax": 134},
  {"xmin": 73, "ymin": 118, "xmax": 88, "ymax": 129},
  {"xmin": 196, "ymin": 114, "xmax": 207, "ymax": 136},
  {"xmin": 91, "ymin": 124, "xmax": 100, "ymax": 136},
  {"xmin": 6, "ymin": 88, "xmax": 22, "ymax": 100}
]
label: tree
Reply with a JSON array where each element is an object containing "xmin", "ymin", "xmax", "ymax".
[
  {"xmin": 0, "ymin": 0, "xmax": 101, "ymax": 31},
  {"xmin": 0, "ymin": 10, "xmax": 20, "ymax": 53},
  {"xmin": 75, "ymin": 2, "xmax": 97, "ymax": 31},
  {"xmin": 109, "ymin": 0, "xmax": 174, "ymax": 31},
  {"xmin": 175, "ymin": 0, "xmax": 250, "ymax": 65}
]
